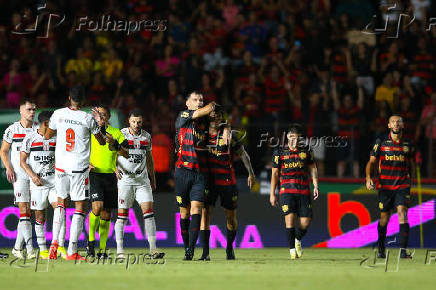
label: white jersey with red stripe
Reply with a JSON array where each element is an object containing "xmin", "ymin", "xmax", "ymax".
[
  {"xmin": 117, "ymin": 128, "xmax": 152, "ymax": 186},
  {"xmin": 2, "ymin": 121, "xmax": 39, "ymax": 180},
  {"xmin": 49, "ymin": 107, "xmax": 100, "ymax": 173},
  {"xmin": 21, "ymin": 131, "xmax": 56, "ymax": 189}
]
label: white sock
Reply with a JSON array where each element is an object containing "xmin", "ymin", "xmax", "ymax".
[
  {"xmin": 58, "ymin": 219, "xmax": 66, "ymax": 247},
  {"xmin": 35, "ymin": 219, "xmax": 47, "ymax": 251},
  {"xmin": 20, "ymin": 215, "xmax": 33, "ymax": 252},
  {"xmin": 14, "ymin": 221, "xmax": 24, "ymax": 250},
  {"xmin": 51, "ymin": 205, "xmax": 65, "ymax": 243},
  {"xmin": 67, "ymin": 211, "xmax": 85, "ymax": 256},
  {"xmin": 115, "ymin": 213, "xmax": 128, "ymax": 253},
  {"xmin": 143, "ymin": 211, "xmax": 156, "ymax": 252}
]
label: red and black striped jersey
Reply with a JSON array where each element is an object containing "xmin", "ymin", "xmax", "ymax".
[
  {"xmin": 207, "ymin": 126, "xmax": 242, "ymax": 186},
  {"xmin": 337, "ymin": 106, "xmax": 361, "ymax": 139},
  {"xmin": 265, "ymin": 77, "xmax": 287, "ymax": 113},
  {"xmin": 272, "ymin": 146, "xmax": 314, "ymax": 195},
  {"xmin": 175, "ymin": 110, "xmax": 209, "ymax": 171},
  {"xmin": 370, "ymin": 133, "xmax": 414, "ymax": 190}
]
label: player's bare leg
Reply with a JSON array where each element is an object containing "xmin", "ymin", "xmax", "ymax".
[
  {"xmin": 225, "ymin": 209, "xmax": 237, "ymax": 260},
  {"xmin": 140, "ymin": 201, "xmax": 164, "ymax": 259},
  {"xmin": 295, "ymin": 217, "xmax": 311, "ymax": 258},
  {"xmin": 51, "ymin": 201, "xmax": 66, "ymax": 259},
  {"xmin": 397, "ymin": 205, "xmax": 411, "ymax": 258},
  {"xmin": 199, "ymin": 206, "xmax": 213, "ymax": 261},
  {"xmin": 49, "ymin": 196, "xmax": 66, "ymax": 259},
  {"xmin": 66, "ymin": 200, "xmax": 87, "ymax": 261},
  {"xmin": 377, "ymin": 211, "xmax": 390, "ymax": 258},
  {"xmin": 87, "ymin": 200, "xmax": 103, "ymax": 258},
  {"xmin": 16, "ymin": 202, "xmax": 34, "ymax": 259},
  {"xmin": 285, "ymin": 213, "xmax": 297, "ymax": 259}
]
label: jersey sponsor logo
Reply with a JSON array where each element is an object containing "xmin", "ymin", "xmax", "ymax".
[
  {"xmin": 384, "ymin": 154, "xmax": 405, "ymax": 161},
  {"xmin": 283, "ymin": 161, "xmax": 304, "ymax": 169}
]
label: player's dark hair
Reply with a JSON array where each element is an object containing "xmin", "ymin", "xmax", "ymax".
[
  {"xmin": 19, "ymin": 98, "xmax": 36, "ymax": 107},
  {"xmin": 128, "ymin": 109, "xmax": 143, "ymax": 118},
  {"xmin": 69, "ymin": 85, "xmax": 86, "ymax": 103},
  {"xmin": 38, "ymin": 110, "xmax": 53, "ymax": 123},
  {"xmin": 287, "ymin": 123, "xmax": 303, "ymax": 135},
  {"xmin": 97, "ymin": 104, "xmax": 111, "ymax": 117},
  {"xmin": 186, "ymin": 91, "xmax": 202, "ymax": 100}
]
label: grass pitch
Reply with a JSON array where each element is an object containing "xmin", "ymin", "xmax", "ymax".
[{"xmin": 1, "ymin": 248, "xmax": 435, "ymax": 290}]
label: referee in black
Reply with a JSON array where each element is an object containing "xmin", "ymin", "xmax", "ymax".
[{"xmin": 87, "ymin": 105, "xmax": 128, "ymax": 258}]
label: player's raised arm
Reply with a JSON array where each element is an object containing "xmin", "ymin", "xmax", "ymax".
[
  {"xmin": 0, "ymin": 141, "xmax": 15, "ymax": 183},
  {"xmin": 192, "ymin": 101, "xmax": 216, "ymax": 119}
]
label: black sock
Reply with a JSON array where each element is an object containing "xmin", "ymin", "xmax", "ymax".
[
  {"xmin": 188, "ymin": 214, "xmax": 201, "ymax": 251},
  {"xmin": 200, "ymin": 230, "xmax": 210, "ymax": 255},
  {"xmin": 226, "ymin": 229, "xmax": 236, "ymax": 250},
  {"xmin": 286, "ymin": 228, "xmax": 296, "ymax": 249},
  {"xmin": 378, "ymin": 222, "xmax": 387, "ymax": 250},
  {"xmin": 295, "ymin": 228, "xmax": 307, "ymax": 241},
  {"xmin": 399, "ymin": 223, "xmax": 409, "ymax": 249},
  {"xmin": 180, "ymin": 218, "xmax": 190, "ymax": 249}
]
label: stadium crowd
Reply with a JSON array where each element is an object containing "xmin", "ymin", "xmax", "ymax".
[{"xmin": 0, "ymin": 0, "xmax": 435, "ymax": 181}]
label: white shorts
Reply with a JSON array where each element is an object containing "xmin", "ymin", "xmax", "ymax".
[
  {"xmin": 30, "ymin": 187, "xmax": 57, "ymax": 210},
  {"xmin": 118, "ymin": 183, "xmax": 153, "ymax": 209},
  {"xmin": 13, "ymin": 179, "xmax": 30, "ymax": 204},
  {"xmin": 55, "ymin": 169, "xmax": 89, "ymax": 201}
]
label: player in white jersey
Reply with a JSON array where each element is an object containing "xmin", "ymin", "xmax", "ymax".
[
  {"xmin": 0, "ymin": 98, "xmax": 38, "ymax": 259},
  {"xmin": 44, "ymin": 86, "xmax": 106, "ymax": 260},
  {"xmin": 20, "ymin": 111, "xmax": 68, "ymax": 259},
  {"xmin": 115, "ymin": 109, "xmax": 164, "ymax": 259}
]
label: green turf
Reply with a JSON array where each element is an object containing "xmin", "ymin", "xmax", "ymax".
[{"xmin": 1, "ymin": 248, "xmax": 435, "ymax": 290}]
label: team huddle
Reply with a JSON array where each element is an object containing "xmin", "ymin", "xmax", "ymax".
[
  {"xmin": 0, "ymin": 88, "xmax": 415, "ymax": 261},
  {"xmin": 1, "ymin": 86, "xmax": 163, "ymax": 260}
]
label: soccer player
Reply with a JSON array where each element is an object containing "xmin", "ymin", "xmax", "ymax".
[
  {"xmin": 175, "ymin": 92, "xmax": 216, "ymax": 260},
  {"xmin": 0, "ymin": 98, "xmax": 38, "ymax": 259},
  {"xmin": 115, "ymin": 109, "xmax": 165, "ymax": 259},
  {"xmin": 87, "ymin": 105, "xmax": 128, "ymax": 259},
  {"xmin": 20, "ymin": 111, "xmax": 66, "ymax": 259},
  {"xmin": 365, "ymin": 115, "xmax": 415, "ymax": 259},
  {"xmin": 270, "ymin": 124, "xmax": 319, "ymax": 260},
  {"xmin": 45, "ymin": 86, "xmax": 106, "ymax": 260},
  {"xmin": 199, "ymin": 108, "xmax": 256, "ymax": 260}
]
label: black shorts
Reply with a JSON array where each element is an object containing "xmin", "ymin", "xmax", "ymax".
[
  {"xmin": 378, "ymin": 188, "xmax": 411, "ymax": 212},
  {"xmin": 206, "ymin": 184, "xmax": 238, "ymax": 210},
  {"xmin": 89, "ymin": 172, "xmax": 118, "ymax": 209},
  {"xmin": 175, "ymin": 167, "xmax": 206, "ymax": 207},
  {"xmin": 279, "ymin": 194, "xmax": 312, "ymax": 217}
]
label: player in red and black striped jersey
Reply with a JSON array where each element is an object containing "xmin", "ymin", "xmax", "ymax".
[
  {"xmin": 270, "ymin": 124, "xmax": 319, "ymax": 260},
  {"xmin": 365, "ymin": 115, "xmax": 415, "ymax": 259},
  {"xmin": 175, "ymin": 91, "xmax": 216, "ymax": 260},
  {"xmin": 199, "ymin": 108, "xmax": 256, "ymax": 261}
]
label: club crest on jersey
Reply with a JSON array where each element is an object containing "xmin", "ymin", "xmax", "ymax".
[
  {"xmin": 403, "ymin": 146, "xmax": 409, "ymax": 153},
  {"xmin": 43, "ymin": 142, "xmax": 50, "ymax": 151},
  {"xmin": 181, "ymin": 112, "xmax": 189, "ymax": 118},
  {"xmin": 299, "ymin": 152, "xmax": 307, "ymax": 160},
  {"xmin": 134, "ymin": 140, "xmax": 140, "ymax": 149}
]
